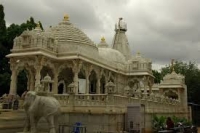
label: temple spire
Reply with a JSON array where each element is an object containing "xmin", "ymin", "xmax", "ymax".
[{"xmin": 112, "ymin": 18, "xmax": 131, "ymax": 60}]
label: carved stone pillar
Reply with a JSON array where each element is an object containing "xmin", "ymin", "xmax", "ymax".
[
  {"xmin": 178, "ymin": 88, "xmax": 181, "ymax": 101},
  {"xmin": 72, "ymin": 60, "xmax": 82, "ymax": 94},
  {"xmin": 85, "ymin": 73, "xmax": 89, "ymax": 94},
  {"xmin": 85, "ymin": 64, "xmax": 92, "ymax": 94},
  {"xmin": 73, "ymin": 71, "xmax": 79, "ymax": 94},
  {"xmin": 53, "ymin": 73, "xmax": 58, "ymax": 94},
  {"xmin": 34, "ymin": 65, "xmax": 42, "ymax": 88},
  {"xmin": 105, "ymin": 75, "xmax": 109, "ymax": 94},
  {"xmin": 9, "ymin": 65, "xmax": 17, "ymax": 95},
  {"xmin": 29, "ymin": 71, "xmax": 35, "ymax": 91},
  {"xmin": 149, "ymin": 84, "xmax": 152, "ymax": 94},
  {"xmin": 96, "ymin": 73, "xmax": 101, "ymax": 94},
  {"xmin": 97, "ymin": 79, "xmax": 100, "ymax": 94},
  {"xmin": 143, "ymin": 84, "xmax": 147, "ymax": 94},
  {"xmin": 142, "ymin": 76, "xmax": 148, "ymax": 94},
  {"xmin": 27, "ymin": 75, "xmax": 30, "ymax": 90}
]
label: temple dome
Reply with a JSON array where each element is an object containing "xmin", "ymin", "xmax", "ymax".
[
  {"xmin": 98, "ymin": 37, "xmax": 109, "ymax": 48},
  {"xmin": 48, "ymin": 16, "xmax": 95, "ymax": 46},
  {"xmin": 45, "ymin": 15, "xmax": 97, "ymax": 55},
  {"xmin": 98, "ymin": 48, "xmax": 126, "ymax": 64},
  {"xmin": 160, "ymin": 71, "xmax": 185, "ymax": 85},
  {"xmin": 163, "ymin": 71, "xmax": 184, "ymax": 80}
]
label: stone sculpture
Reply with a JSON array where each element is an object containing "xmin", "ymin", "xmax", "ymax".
[{"xmin": 23, "ymin": 91, "xmax": 61, "ymax": 133}]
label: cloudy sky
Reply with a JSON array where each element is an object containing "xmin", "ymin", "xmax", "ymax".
[{"xmin": 1, "ymin": 0, "xmax": 200, "ymax": 70}]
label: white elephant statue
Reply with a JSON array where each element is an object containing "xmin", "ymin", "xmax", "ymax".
[{"xmin": 23, "ymin": 91, "xmax": 61, "ymax": 133}]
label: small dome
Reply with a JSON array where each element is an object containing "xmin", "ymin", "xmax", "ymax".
[
  {"xmin": 163, "ymin": 71, "xmax": 184, "ymax": 80},
  {"xmin": 99, "ymin": 48, "xmax": 126, "ymax": 64},
  {"xmin": 44, "ymin": 74, "xmax": 51, "ymax": 80},
  {"xmin": 68, "ymin": 82, "xmax": 76, "ymax": 88},
  {"xmin": 106, "ymin": 81, "xmax": 115, "ymax": 87},
  {"xmin": 97, "ymin": 37, "xmax": 109, "ymax": 48},
  {"xmin": 42, "ymin": 74, "xmax": 53, "ymax": 83},
  {"xmin": 131, "ymin": 52, "xmax": 151, "ymax": 63}
]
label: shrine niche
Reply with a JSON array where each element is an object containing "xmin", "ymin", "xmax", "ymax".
[
  {"xmin": 164, "ymin": 89, "xmax": 178, "ymax": 99},
  {"xmin": 17, "ymin": 69, "xmax": 28, "ymax": 96},
  {"xmin": 128, "ymin": 79, "xmax": 140, "ymax": 94}
]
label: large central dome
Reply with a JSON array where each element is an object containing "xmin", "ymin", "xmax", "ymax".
[
  {"xmin": 48, "ymin": 15, "xmax": 95, "ymax": 46},
  {"xmin": 45, "ymin": 15, "xmax": 98, "ymax": 57}
]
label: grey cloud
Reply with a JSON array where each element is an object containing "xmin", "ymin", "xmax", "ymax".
[
  {"xmin": 2, "ymin": 0, "xmax": 200, "ymax": 70},
  {"xmin": 2, "ymin": 0, "xmax": 103, "ymax": 30}
]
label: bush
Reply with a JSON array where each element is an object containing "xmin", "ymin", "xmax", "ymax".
[{"xmin": 152, "ymin": 115, "xmax": 192, "ymax": 132}]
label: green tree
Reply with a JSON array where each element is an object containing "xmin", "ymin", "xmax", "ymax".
[
  {"xmin": 0, "ymin": 4, "xmax": 9, "ymax": 96},
  {"xmin": 38, "ymin": 21, "xmax": 44, "ymax": 30},
  {"xmin": 0, "ymin": 5, "xmax": 6, "ymax": 43},
  {"xmin": 152, "ymin": 70, "xmax": 162, "ymax": 83}
]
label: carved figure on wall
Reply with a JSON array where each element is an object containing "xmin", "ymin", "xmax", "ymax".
[{"xmin": 23, "ymin": 91, "xmax": 61, "ymax": 133}]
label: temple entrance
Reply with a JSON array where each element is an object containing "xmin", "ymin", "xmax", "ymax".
[
  {"xmin": 89, "ymin": 70, "xmax": 97, "ymax": 94},
  {"xmin": 58, "ymin": 67, "xmax": 73, "ymax": 94},
  {"xmin": 58, "ymin": 83, "xmax": 64, "ymax": 94},
  {"xmin": 17, "ymin": 69, "xmax": 28, "ymax": 97},
  {"xmin": 100, "ymin": 75, "xmax": 106, "ymax": 94}
]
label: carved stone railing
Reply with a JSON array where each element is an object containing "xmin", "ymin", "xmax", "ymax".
[
  {"xmin": 74, "ymin": 94, "xmax": 107, "ymax": 106},
  {"xmin": 54, "ymin": 94, "xmax": 108, "ymax": 106},
  {"xmin": 53, "ymin": 93, "xmax": 182, "ymax": 113}
]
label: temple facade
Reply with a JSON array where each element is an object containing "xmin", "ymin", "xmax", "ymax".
[{"xmin": 6, "ymin": 15, "xmax": 189, "ymax": 133}]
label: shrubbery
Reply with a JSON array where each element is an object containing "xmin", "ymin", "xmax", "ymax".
[{"xmin": 152, "ymin": 115, "xmax": 191, "ymax": 132}]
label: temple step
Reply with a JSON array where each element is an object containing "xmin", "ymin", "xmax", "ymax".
[{"xmin": 0, "ymin": 110, "xmax": 49, "ymax": 133}]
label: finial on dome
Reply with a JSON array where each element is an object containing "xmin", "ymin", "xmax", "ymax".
[
  {"xmin": 63, "ymin": 14, "xmax": 69, "ymax": 21},
  {"xmin": 98, "ymin": 36, "xmax": 108, "ymax": 48},
  {"xmin": 101, "ymin": 37, "xmax": 105, "ymax": 42}
]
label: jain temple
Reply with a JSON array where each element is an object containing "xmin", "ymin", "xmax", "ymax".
[{"xmin": 3, "ymin": 15, "xmax": 189, "ymax": 133}]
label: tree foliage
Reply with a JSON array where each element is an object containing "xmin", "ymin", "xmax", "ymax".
[
  {"xmin": 0, "ymin": 5, "xmax": 6, "ymax": 43},
  {"xmin": 152, "ymin": 70, "xmax": 162, "ymax": 83}
]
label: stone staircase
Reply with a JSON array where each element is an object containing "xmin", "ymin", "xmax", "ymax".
[
  {"xmin": 0, "ymin": 110, "xmax": 25, "ymax": 133},
  {"xmin": 0, "ymin": 109, "xmax": 49, "ymax": 133}
]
